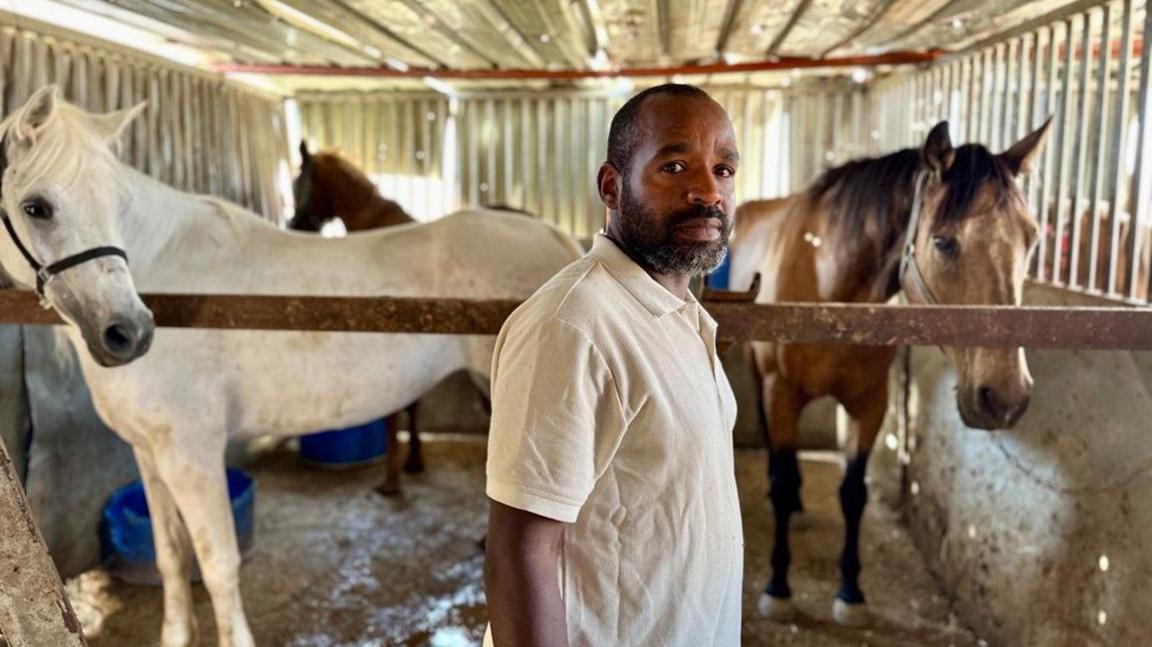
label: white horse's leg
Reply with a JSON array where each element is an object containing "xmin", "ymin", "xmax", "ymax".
[
  {"xmin": 134, "ymin": 447, "xmax": 198, "ymax": 647},
  {"xmin": 153, "ymin": 438, "xmax": 254, "ymax": 647}
]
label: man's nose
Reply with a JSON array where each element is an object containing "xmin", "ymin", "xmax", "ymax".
[{"xmin": 688, "ymin": 168, "xmax": 722, "ymax": 206}]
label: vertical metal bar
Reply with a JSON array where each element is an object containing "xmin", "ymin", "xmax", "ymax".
[
  {"xmin": 1037, "ymin": 24, "xmax": 1061, "ymax": 281},
  {"xmin": 1130, "ymin": 0, "xmax": 1152, "ymax": 298},
  {"xmin": 981, "ymin": 48, "xmax": 996, "ymax": 144},
  {"xmin": 1052, "ymin": 17, "xmax": 1077, "ymax": 284},
  {"xmin": 1107, "ymin": 0, "xmax": 1135, "ymax": 295},
  {"xmin": 1012, "ymin": 36, "xmax": 1027, "ymax": 141},
  {"xmin": 991, "ymin": 43, "xmax": 1006, "ymax": 149},
  {"xmin": 968, "ymin": 54, "xmax": 981, "ymax": 143},
  {"xmin": 1068, "ymin": 11, "xmax": 1094, "ymax": 288},
  {"xmin": 1087, "ymin": 4, "xmax": 1113, "ymax": 291},
  {"xmin": 1004, "ymin": 37, "xmax": 1022, "ymax": 141}
]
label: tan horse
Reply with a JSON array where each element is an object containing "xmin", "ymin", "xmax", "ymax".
[{"xmin": 730, "ymin": 120, "xmax": 1051, "ymax": 626}]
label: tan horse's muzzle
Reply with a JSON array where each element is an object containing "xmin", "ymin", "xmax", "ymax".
[{"xmin": 956, "ymin": 347, "xmax": 1033, "ymax": 430}]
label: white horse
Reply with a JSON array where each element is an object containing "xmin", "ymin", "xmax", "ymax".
[{"xmin": 0, "ymin": 86, "xmax": 583, "ymax": 646}]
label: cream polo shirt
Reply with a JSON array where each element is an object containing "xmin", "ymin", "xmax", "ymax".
[{"xmin": 484, "ymin": 234, "xmax": 743, "ymax": 647}]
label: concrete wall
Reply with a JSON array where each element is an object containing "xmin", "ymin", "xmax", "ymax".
[{"xmin": 891, "ymin": 284, "xmax": 1152, "ymax": 646}]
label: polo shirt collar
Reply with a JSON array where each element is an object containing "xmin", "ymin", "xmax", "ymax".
[{"xmin": 589, "ymin": 234, "xmax": 687, "ymax": 317}]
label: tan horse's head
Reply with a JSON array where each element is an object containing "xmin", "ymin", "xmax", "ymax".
[{"xmin": 905, "ymin": 119, "xmax": 1051, "ymax": 430}]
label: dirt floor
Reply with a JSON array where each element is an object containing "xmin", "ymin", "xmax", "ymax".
[{"xmin": 68, "ymin": 435, "xmax": 984, "ymax": 646}]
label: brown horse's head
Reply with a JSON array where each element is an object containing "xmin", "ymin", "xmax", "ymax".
[
  {"xmin": 289, "ymin": 140, "xmax": 328, "ymax": 232},
  {"xmin": 904, "ymin": 119, "xmax": 1051, "ymax": 430}
]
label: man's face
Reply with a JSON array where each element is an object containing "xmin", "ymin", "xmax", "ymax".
[{"xmin": 612, "ymin": 95, "xmax": 739, "ymax": 276}]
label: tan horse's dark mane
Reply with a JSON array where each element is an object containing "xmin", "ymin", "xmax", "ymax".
[{"xmin": 809, "ymin": 143, "xmax": 1016, "ymax": 294}]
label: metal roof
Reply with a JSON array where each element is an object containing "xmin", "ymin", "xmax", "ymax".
[{"xmin": 49, "ymin": 0, "xmax": 1091, "ymax": 72}]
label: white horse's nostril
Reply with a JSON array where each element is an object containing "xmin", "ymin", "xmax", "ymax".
[{"xmin": 103, "ymin": 320, "xmax": 139, "ymax": 356}]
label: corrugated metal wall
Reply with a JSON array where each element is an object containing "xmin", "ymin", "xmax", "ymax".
[
  {"xmin": 297, "ymin": 91, "xmax": 449, "ymax": 178},
  {"xmin": 298, "ymin": 87, "xmax": 790, "ymax": 237},
  {"xmin": 455, "ymin": 89, "xmax": 790, "ymax": 237},
  {"xmin": 296, "ymin": 91, "xmax": 455, "ymax": 223},
  {"xmin": 0, "ymin": 14, "xmax": 290, "ymax": 221}
]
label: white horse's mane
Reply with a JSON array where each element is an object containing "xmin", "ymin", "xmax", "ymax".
[{"xmin": 2, "ymin": 99, "xmax": 253, "ymax": 232}]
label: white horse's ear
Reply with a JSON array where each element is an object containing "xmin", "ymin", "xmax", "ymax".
[
  {"xmin": 1000, "ymin": 117, "xmax": 1052, "ymax": 176},
  {"xmin": 90, "ymin": 101, "xmax": 147, "ymax": 145},
  {"xmin": 13, "ymin": 85, "xmax": 60, "ymax": 142}
]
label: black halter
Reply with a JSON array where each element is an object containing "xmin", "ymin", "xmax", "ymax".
[{"xmin": 0, "ymin": 132, "xmax": 129, "ymax": 303}]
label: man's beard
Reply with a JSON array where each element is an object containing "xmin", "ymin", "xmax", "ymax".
[{"xmin": 616, "ymin": 183, "xmax": 732, "ymax": 276}]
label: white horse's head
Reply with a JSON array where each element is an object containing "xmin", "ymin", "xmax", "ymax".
[{"xmin": 0, "ymin": 86, "xmax": 153, "ymax": 367}]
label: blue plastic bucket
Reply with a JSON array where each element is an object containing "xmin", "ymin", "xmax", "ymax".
[
  {"xmin": 299, "ymin": 418, "xmax": 389, "ymax": 469},
  {"xmin": 101, "ymin": 468, "xmax": 255, "ymax": 586}
]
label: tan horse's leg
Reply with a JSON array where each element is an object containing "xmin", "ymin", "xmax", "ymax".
[
  {"xmin": 832, "ymin": 378, "xmax": 890, "ymax": 627},
  {"xmin": 759, "ymin": 372, "xmax": 808, "ymax": 621},
  {"xmin": 134, "ymin": 447, "xmax": 197, "ymax": 647},
  {"xmin": 403, "ymin": 402, "xmax": 424, "ymax": 473}
]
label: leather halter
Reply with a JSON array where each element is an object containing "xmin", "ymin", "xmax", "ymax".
[
  {"xmin": 899, "ymin": 169, "xmax": 940, "ymax": 305},
  {"xmin": 0, "ymin": 132, "xmax": 129, "ymax": 306}
]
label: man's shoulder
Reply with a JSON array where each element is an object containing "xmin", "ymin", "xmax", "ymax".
[{"xmin": 505, "ymin": 255, "xmax": 625, "ymax": 333}]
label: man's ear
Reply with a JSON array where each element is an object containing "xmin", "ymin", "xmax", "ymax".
[{"xmin": 598, "ymin": 162, "xmax": 621, "ymax": 211}]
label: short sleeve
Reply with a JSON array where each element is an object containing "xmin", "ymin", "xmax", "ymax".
[{"xmin": 485, "ymin": 317, "xmax": 626, "ymax": 523}]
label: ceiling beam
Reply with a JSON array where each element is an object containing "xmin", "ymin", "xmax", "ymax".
[
  {"xmin": 766, "ymin": 0, "xmax": 816, "ymax": 57},
  {"xmin": 397, "ymin": 0, "xmax": 501, "ymax": 68},
  {"xmin": 656, "ymin": 0, "xmax": 671, "ymax": 58},
  {"xmin": 883, "ymin": 0, "xmax": 963, "ymax": 47},
  {"xmin": 217, "ymin": 49, "xmax": 941, "ymax": 79},
  {"xmin": 471, "ymin": 0, "xmax": 550, "ymax": 68},
  {"xmin": 819, "ymin": 0, "xmax": 899, "ymax": 58},
  {"xmin": 715, "ymin": 0, "xmax": 746, "ymax": 56}
]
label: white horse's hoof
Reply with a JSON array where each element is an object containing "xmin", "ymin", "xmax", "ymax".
[
  {"xmin": 832, "ymin": 598, "xmax": 870, "ymax": 627},
  {"xmin": 758, "ymin": 593, "xmax": 797, "ymax": 621}
]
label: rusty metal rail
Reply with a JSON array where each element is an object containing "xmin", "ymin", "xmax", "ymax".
[{"xmin": 0, "ymin": 291, "xmax": 1149, "ymax": 350}]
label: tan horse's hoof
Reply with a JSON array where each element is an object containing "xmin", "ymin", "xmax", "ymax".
[
  {"xmin": 758, "ymin": 593, "xmax": 796, "ymax": 621},
  {"xmin": 832, "ymin": 598, "xmax": 870, "ymax": 627}
]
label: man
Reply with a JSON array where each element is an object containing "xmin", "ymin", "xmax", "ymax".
[{"xmin": 484, "ymin": 83, "xmax": 743, "ymax": 647}]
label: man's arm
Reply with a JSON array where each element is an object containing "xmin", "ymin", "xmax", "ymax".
[{"xmin": 485, "ymin": 499, "xmax": 569, "ymax": 647}]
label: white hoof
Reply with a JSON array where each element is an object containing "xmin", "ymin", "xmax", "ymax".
[
  {"xmin": 758, "ymin": 592, "xmax": 797, "ymax": 621},
  {"xmin": 832, "ymin": 597, "xmax": 870, "ymax": 627}
]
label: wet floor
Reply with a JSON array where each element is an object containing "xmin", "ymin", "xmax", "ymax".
[{"xmin": 69, "ymin": 435, "xmax": 983, "ymax": 646}]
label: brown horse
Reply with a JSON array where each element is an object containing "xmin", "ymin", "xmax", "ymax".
[
  {"xmin": 290, "ymin": 141, "xmax": 414, "ymax": 232},
  {"xmin": 290, "ymin": 141, "xmax": 422, "ymax": 495},
  {"xmin": 730, "ymin": 120, "xmax": 1051, "ymax": 626}
]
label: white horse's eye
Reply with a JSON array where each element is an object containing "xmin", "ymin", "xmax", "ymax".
[{"xmin": 21, "ymin": 199, "xmax": 52, "ymax": 220}]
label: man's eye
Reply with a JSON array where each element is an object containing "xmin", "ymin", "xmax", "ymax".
[
  {"xmin": 715, "ymin": 166, "xmax": 735, "ymax": 179},
  {"xmin": 662, "ymin": 162, "xmax": 686, "ymax": 173}
]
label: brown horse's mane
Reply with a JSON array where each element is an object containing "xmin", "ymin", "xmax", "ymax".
[{"xmin": 809, "ymin": 142, "xmax": 1015, "ymax": 293}]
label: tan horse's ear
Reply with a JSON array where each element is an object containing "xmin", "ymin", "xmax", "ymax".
[
  {"xmin": 1000, "ymin": 117, "xmax": 1052, "ymax": 176},
  {"xmin": 299, "ymin": 139, "xmax": 311, "ymax": 163},
  {"xmin": 90, "ymin": 102, "xmax": 147, "ymax": 145},
  {"xmin": 921, "ymin": 120, "xmax": 954, "ymax": 177}
]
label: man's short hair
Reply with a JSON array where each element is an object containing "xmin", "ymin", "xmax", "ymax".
[{"xmin": 606, "ymin": 83, "xmax": 713, "ymax": 175}]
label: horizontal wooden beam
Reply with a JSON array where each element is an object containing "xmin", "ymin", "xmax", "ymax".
[{"xmin": 0, "ymin": 291, "xmax": 1149, "ymax": 350}]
